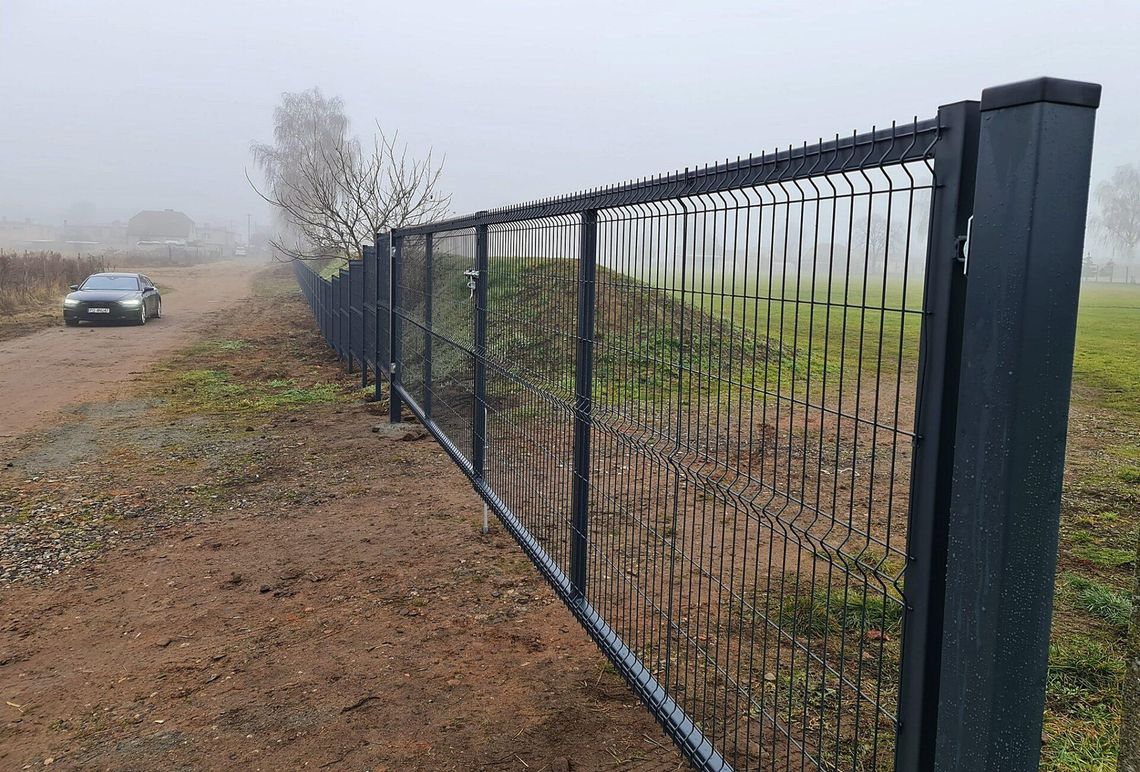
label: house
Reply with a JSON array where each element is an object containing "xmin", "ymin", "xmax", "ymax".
[
  {"xmin": 194, "ymin": 223, "xmax": 238, "ymax": 256},
  {"xmin": 0, "ymin": 218, "xmax": 59, "ymax": 248},
  {"xmin": 127, "ymin": 209, "xmax": 194, "ymax": 246},
  {"xmin": 61, "ymin": 220, "xmax": 128, "ymax": 249}
]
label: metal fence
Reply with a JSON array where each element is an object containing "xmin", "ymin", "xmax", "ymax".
[{"xmin": 292, "ymin": 77, "xmax": 1101, "ymax": 771}]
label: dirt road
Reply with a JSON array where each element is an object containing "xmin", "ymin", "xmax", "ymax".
[
  {"xmin": 0, "ymin": 267, "xmax": 681, "ymax": 770},
  {"xmin": 0, "ymin": 261, "xmax": 261, "ymax": 440}
]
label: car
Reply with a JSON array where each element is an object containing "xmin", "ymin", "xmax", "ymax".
[{"xmin": 63, "ymin": 272, "xmax": 162, "ymax": 326}]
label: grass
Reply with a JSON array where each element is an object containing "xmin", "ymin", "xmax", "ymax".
[
  {"xmin": 1063, "ymin": 574, "xmax": 1133, "ymax": 631},
  {"xmin": 1043, "ymin": 281, "xmax": 1139, "ymax": 770},
  {"xmin": 317, "ymin": 258, "xmax": 349, "ymax": 280},
  {"xmin": 171, "ymin": 369, "xmax": 344, "ymax": 415},
  {"xmin": 1073, "ymin": 283, "xmax": 1140, "ymax": 418},
  {"xmin": 773, "ymin": 582, "xmax": 905, "ymax": 637},
  {"xmin": 1047, "ymin": 635, "xmax": 1124, "ymax": 700},
  {"xmin": 1073, "ymin": 544, "xmax": 1137, "ymax": 570}
]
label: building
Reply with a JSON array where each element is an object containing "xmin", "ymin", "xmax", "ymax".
[
  {"xmin": 194, "ymin": 223, "xmax": 238, "ymax": 256},
  {"xmin": 127, "ymin": 209, "xmax": 195, "ymax": 246},
  {"xmin": 61, "ymin": 220, "xmax": 128, "ymax": 250},
  {"xmin": 0, "ymin": 218, "xmax": 59, "ymax": 249}
]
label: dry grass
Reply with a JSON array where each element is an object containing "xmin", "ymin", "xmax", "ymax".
[{"xmin": 0, "ymin": 250, "xmax": 109, "ymax": 314}]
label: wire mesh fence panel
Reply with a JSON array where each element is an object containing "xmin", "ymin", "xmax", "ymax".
[
  {"xmin": 363, "ymin": 249, "xmax": 377, "ymax": 371},
  {"xmin": 396, "ymin": 236, "xmax": 428, "ymax": 414},
  {"xmin": 417, "ymin": 228, "xmax": 477, "ymax": 466},
  {"xmin": 349, "ymin": 259, "xmax": 364, "ymax": 365},
  {"xmin": 331, "ymin": 273, "xmax": 343, "ymax": 356},
  {"xmin": 584, "ymin": 145, "xmax": 934, "ymax": 770},
  {"xmin": 483, "ymin": 216, "xmax": 582, "ymax": 575}
]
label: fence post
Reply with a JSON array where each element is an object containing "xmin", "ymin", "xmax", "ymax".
[
  {"xmin": 390, "ymin": 234, "xmax": 403, "ymax": 423},
  {"xmin": 570, "ymin": 209, "xmax": 598, "ymax": 599},
  {"xmin": 895, "ymin": 99, "xmax": 980, "ymax": 771},
  {"xmin": 374, "ymin": 232, "xmax": 390, "ymax": 402},
  {"xmin": 932, "ymin": 77, "xmax": 1100, "ymax": 771},
  {"xmin": 360, "ymin": 246, "xmax": 369, "ymax": 389},
  {"xmin": 424, "ymin": 232, "xmax": 434, "ymax": 420},
  {"xmin": 472, "ymin": 214, "xmax": 489, "ymax": 479}
]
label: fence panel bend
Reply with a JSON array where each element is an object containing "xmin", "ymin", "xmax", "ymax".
[{"xmin": 292, "ymin": 77, "xmax": 1100, "ymax": 772}]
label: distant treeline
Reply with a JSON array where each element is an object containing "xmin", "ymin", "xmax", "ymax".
[{"xmin": 0, "ymin": 250, "xmax": 110, "ymax": 314}]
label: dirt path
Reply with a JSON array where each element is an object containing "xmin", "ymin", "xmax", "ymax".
[
  {"xmin": 0, "ymin": 267, "xmax": 681, "ymax": 771},
  {"xmin": 0, "ymin": 261, "xmax": 262, "ymax": 440}
]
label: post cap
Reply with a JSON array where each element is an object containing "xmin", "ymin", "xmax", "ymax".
[{"xmin": 980, "ymin": 77, "xmax": 1101, "ymax": 112}]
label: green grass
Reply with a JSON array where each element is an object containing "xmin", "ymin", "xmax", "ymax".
[
  {"xmin": 1042, "ymin": 281, "xmax": 1138, "ymax": 770},
  {"xmin": 774, "ymin": 583, "xmax": 905, "ymax": 637},
  {"xmin": 1063, "ymin": 574, "xmax": 1133, "ymax": 630},
  {"xmin": 1042, "ymin": 703, "xmax": 1120, "ymax": 772},
  {"xmin": 317, "ymin": 258, "xmax": 349, "ymax": 280},
  {"xmin": 1073, "ymin": 283, "xmax": 1140, "ymax": 417},
  {"xmin": 1048, "ymin": 635, "xmax": 1124, "ymax": 702},
  {"xmin": 1073, "ymin": 544, "xmax": 1137, "ymax": 570},
  {"xmin": 173, "ymin": 369, "xmax": 344, "ymax": 414}
]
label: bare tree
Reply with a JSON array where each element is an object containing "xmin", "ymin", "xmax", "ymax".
[
  {"xmin": 250, "ymin": 88, "xmax": 449, "ymax": 261},
  {"xmin": 1094, "ymin": 164, "xmax": 1140, "ymax": 264},
  {"xmin": 853, "ymin": 213, "xmax": 889, "ymax": 274}
]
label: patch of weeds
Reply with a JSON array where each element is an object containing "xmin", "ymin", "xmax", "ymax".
[
  {"xmin": 177, "ymin": 369, "xmax": 250, "ymax": 407},
  {"xmin": 169, "ymin": 369, "xmax": 344, "ymax": 415},
  {"xmin": 1042, "ymin": 703, "xmax": 1119, "ymax": 772},
  {"xmin": 254, "ymin": 380, "xmax": 342, "ymax": 410},
  {"xmin": 1069, "ymin": 530, "xmax": 1095, "ymax": 545},
  {"xmin": 1073, "ymin": 543, "xmax": 1135, "ymax": 569},
  {"xmin": 1047, "ymin": 635, "xmax": 1123, "ymax": 700},
  {"xmin": 1118, "ymin": 466, "xmax": 1140, "ymax": 485},
  {"xmin": 774, "ymin": 584, "xmax": 904, "ymax": 636},
  {"xmin": 1063, "ymin": 573, "xmax": 1132, "ymax": 630},
  {"xmin": 216, "ymin": 340, "xmax": 248, "ymax": 352}
]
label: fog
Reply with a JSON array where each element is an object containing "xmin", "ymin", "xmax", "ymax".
[{"xmin": 1, "ymin": 0, "xmax": 1137, "ymax": 231}]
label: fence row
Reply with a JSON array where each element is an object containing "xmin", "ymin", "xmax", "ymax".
[{"xmin": 293, "ymin": 77, "xmax": 1101, "ymax": 771}]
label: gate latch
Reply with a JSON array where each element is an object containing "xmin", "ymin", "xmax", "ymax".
[{"xmin": 463, "ymin": 269, "xmax": 481, "ymax": 299}]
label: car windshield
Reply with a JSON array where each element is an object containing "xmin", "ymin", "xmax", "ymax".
[{"xmin": 80, "ymin": 276, "xmax": 139, "ymax": 291}]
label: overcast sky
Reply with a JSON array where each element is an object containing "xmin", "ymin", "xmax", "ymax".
[{"xmin": 1, "ymin": 0, "xmax": 1136, "ymax": 231}]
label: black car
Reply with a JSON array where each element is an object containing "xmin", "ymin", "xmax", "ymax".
[{"xmin": 63, "ymin": 272, "xmax": 162, "ymax": 326}]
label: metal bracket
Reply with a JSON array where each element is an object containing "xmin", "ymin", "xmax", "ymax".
[
  {"xmin": 957, "ymin": 215, "xmax": 974, "ymax": 274},
  {"xmin": 463, "ymin": 269, "xmax": 481, "ymax": 299}
]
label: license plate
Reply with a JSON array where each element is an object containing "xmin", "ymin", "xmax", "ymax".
[{"xmin": 88, "ymin": 308, "xmax": 110, "ymax": 314}]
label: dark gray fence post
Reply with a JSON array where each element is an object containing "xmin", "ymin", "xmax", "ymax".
[
  {"xmin": 360, "ymin": 246, "xmax": 369, "ymax": 388},
  {"xmin": 472, "ymin": 215, "xmax": 489, "ymax": 479},
  {"xmin": 933, "ymin": 77, "xmax": 1100, "ymax": 771},
  {"xmin": 389, "ymin": 234, "xmax": 403, "ymax": 423},
  {"xmin": 424, "ymin": 232, "xmax": 434, "ymax": 420},
  {"xmin": 895, "ymin": 99, "xmax": 980, "ymax": 771},
  {"xmin": 569, "ymin": 209, "xmax": 598, "ymax": 599},
  {"xmin": 374, "ymin": 232, "xmax": 390, "ymax": 401}
]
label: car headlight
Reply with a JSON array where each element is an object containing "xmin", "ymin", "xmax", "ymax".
[
  {"xmin": 119, "ymin": 298, "xmax": 142, "ymax": 307},
  {"xmin": 64, "ymin": 298, "xmax": 79, "ymax": 307}
]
